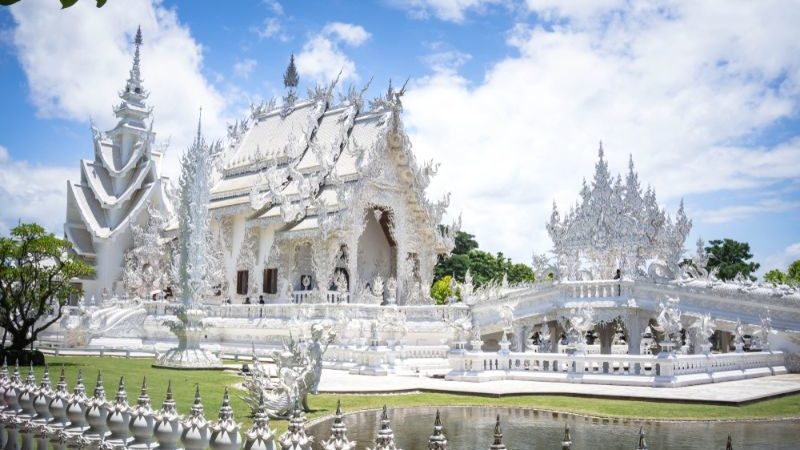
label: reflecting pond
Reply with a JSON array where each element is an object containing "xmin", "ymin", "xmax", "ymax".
[{"xmin": 307, "ymin": 406, "xmax": 799, "ymax": 449}]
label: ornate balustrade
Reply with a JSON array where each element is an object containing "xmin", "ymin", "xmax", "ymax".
[
  {"xmin": 160, "ymin": 303, "xmax": 471, "ymax": 323},
  {"xmin": 447, "ymin": 349, "xmax": 787, "ymax": 387},
  {"xmin": 557, "ymin": 280, "xmax": 634, "ymax": 300}
]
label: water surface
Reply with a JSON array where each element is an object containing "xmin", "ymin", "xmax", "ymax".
[{"xmin": 308, "ymin": 406, "xmax": 799, "ymax": 449}]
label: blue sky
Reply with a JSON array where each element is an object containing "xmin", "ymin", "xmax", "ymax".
[{"xmin": 1, "ymin": 0, "xmax": 799, "ymax": 276}]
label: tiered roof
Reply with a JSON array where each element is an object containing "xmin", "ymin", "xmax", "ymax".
[
  {"xmin": 210, "ymin": 75, "xmax": 453, "ymax": 253},
  {"xmin": 65, "ymin": 27, "xmax": 169, "ymax": 257}
]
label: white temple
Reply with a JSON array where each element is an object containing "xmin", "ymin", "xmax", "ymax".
[
  {"xmin": 52, "ymin": 30, "xmax": 800, "ymax": 383},
  {"xmin": 64, "ymin": 27, "xmax": 173, "ymax": 301},
  {"xmin": 207, "ymin": 70, "xmax": 457, "ymax": 305}
]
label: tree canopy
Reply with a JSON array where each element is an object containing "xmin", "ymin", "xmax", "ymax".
[
  {"xmin": 763, "ymin": 259, "xmax": 800, "ymax": 286},
  {"xmin": 0, "ymin": 223, "xmax": 93, "ymax": 350},
  {"xmin": 433, "ymin": 231, "xmax": 534, "ymax": 294},
  {"xmin": 705, "ymin": 238, "xmax": 760, "ymax": 281}
]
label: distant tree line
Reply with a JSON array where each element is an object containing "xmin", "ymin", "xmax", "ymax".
[{"xmin": 431, "ymin": 231, "xmax": 534, "ymax": 304}]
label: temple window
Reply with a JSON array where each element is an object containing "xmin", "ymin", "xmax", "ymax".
[
  {"xmin": 263, "ymin": 268, "xmax": 278, "ymax": 294},
  {"xmin": 236, "ymin": 270, "xmax": 249, "ymax": 295}
]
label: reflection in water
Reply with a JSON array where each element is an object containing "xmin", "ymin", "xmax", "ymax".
[{"xmin": 308, "ymin": 406, "xmax": 799, "ymax": 450}]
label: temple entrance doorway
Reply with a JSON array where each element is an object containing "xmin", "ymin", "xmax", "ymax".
[{"xmin": 357, "ymin": 207, "xmax": 397, "ymax": 291}]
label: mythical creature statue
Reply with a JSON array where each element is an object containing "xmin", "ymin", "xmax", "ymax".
[
  {"xmin": 567, "ymin": 304, "xmax": 595, "ymax": 349},
  {"xmin": 657, "ymin": 298, "xmax": 683, "ymax": 350},
  {"xmin": 243, "ymin": 322, "xmax": 336, "ymax": 418},
  {"xmin": 690, "ymin": 313, "xmax": 716, "ymax": 351},
  {"xmin": 538, "ymin": 317, "xmax": 552, "ymax": 352},
  {"xmin": 752, "ymin": 311, "xmax": 774, "ymax": 350}
]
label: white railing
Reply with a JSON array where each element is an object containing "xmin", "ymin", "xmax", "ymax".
[
  {"xmin": 447, "ymin": 350, "xmax": 787, "ymax": 386},
  {"xmin": 558, "ymin": 280, "xmax": 634, "ymax": 299},
  {"xmin": 174, "ymin": 303, "xmax": 470, "ymax": 323}
]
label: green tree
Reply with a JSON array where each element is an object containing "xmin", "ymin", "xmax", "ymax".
[
  {"xmin": 764, "ymin": 269, "xmax": 788, "ymax": 285},
  {"xmin": 787, "ymin": 260, "xmax": 800, "ymax": 284},
  {"xmin": 0, "ymin": 223, "xmax": 93, "ymax": 350},
  {"xmin": 705, "ymin": 238, "xmax": 760, "ymax": 281},
  {"xmin": 433, "ymin": 230, "xmax": 534, "ymax": 289},
  {"xmin": 430, "ymin": 275, "xmax": 455, "ymax": 305}
]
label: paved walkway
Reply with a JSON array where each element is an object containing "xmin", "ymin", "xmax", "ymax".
[{"xmin": 317, "ymin": 370, "xmax": 800, "ymax": 404}]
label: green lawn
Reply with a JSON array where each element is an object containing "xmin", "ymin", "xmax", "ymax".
[{"xmin": 11, "ymin": 356, "xmax": 800, "ymax": 436}]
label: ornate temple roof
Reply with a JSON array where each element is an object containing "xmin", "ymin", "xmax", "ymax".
[
  {"xmin": 547, "ymin": 144, "xmax": 691, "ymax": 280},
  {"xmin": 210, "ymin": 71, "xmax": 455, "ymax": 254}
]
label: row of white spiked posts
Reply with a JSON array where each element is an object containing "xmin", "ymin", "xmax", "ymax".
[{"xmin": 0, "ymin": 359, "xmax": 735, "ymax": 450}]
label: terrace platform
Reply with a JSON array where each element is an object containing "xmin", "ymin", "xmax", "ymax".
[{"xmin": 316, "ymin": 370, "xmax": 800, "ymax": 405}]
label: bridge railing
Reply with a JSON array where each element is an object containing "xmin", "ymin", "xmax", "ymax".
[{"xmin": 447, "ymin": 349, "xmax": 786, "ymax": 386}]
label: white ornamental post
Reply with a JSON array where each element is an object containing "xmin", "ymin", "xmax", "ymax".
[
  {"xmin": 209, "ymin": 388, "xmax": 241, "ymax": 450},
  {"xmin": 105, "ymin": 377, "xmax": 130, "ymax": 447},
  {"xmin": 83, "ymin": 372, "xmax": 109, "ymax": 443},
  {"xmin": 181, "ymin": 386, "xmax": 209, "ymax": 450},
  {"xmin": 127, "ymin": 378, "xmax": 155, "ymax": 450},
  {"xmin": 18, "ymin": 363, "xmax": 38, "ymax": 419},
  {"xmin": 32, "ymin": 365, "xmax": 53, "ymax": 424},
  {"xmin": 47, "ymin": 368, "xmax": 70, "ymax": 432},
  {"xmin": 243, "ymin": 393, "xmax": 275, "ymax": 450},
  {"xmin": 153, "ymin": 381, "xmax": 183, "ymax": 450},
  {"xmin": 64, "ymin": 370, "xmax": 88, "ymax": 434}
]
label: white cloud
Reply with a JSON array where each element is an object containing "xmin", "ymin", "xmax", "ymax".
[
  {"xmin": 389, "ymin": 0, "xmax": 505, "ymax": 23},
  {"xmin": 262, "ymin": 0, "xmax": 284, "ymax": 15},
  {"xmin": 233, "ymin": 58, "xmax": 258, "ymax": 79},
  {"xmin": 696, "ymin": 200, "xmax": 800, "ymax": 224},
  {"xmin": 9, "ymin": 0, "xmax": 229, "ymax": 179},
  {"xmin": 0, "ymin": 145, "xmax": 76, "ymax": 235},
  {"xmin": 296, "ymin": 22, "xmax": 370, "ymax": 84},
  {"xmin": 404, "ymin": 1, "xmax": 800, "ymax": 263},
  {"xmin": 423, "ymin": 49, "xmax": 472, "ymax": 73},
  {"xmin": 322, "ymin": 22, "xmax": 371, "ymax": 47},
  {"xmin": 253, "ymin": 17, "xmax": 290, "ymax": 42}
]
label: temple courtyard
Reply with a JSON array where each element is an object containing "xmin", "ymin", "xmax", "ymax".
[{"xmin": 30, "ymin": 356, "xmax": 800, "ymax": 424}]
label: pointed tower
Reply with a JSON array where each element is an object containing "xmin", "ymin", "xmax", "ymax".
[
  {"xmin": 488, "ymin": 415, "xmax": 506, "ymax": 450},
  {"xmin": 64, "ymin": 25, "xmax": 173, "ymax": 300},
  {"xmin": 427, "ymin": 410, "xmax": 448, "ymax": 450}
]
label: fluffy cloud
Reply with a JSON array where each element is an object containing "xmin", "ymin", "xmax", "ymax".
[
  {"xmin": 9, "ymin": 0, "xmax": 229, "ymax": 179},
  {"xmin": 423, "ymin": 48, "xmax": 472, "ymax": 73},
  {"xmin": 253, "ymin": 17, "xmax": 290, "ymax": 42},
  {"xmin": 0, "ymin": 145, "xmax": 76, "ymax": 234},
  {"xmin": 296, "ymin": 22, "xmax": 370, "ymax": 84},
  {"xmin": 404, "ymin": 1, "xmax": 800, "ymax": 262},
  {"xmin": 389, "ymin": 0, "xmax": 505, "ymax": 23},
  {"xmin": 322, "ymin": 22, "xmax": 371, "ymax": 46},
  {"xmin": 233, "ymin": 58, "xmax": 258, "ymax": 79},
  {"xmin": 696, "ymin": 199, "xmax": 800, "ymax": 225}
]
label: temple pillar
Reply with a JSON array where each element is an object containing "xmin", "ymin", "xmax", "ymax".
[
  {"xmin": 624, "ymin": 313, "xmax": 645, "ymax": 355},
  {"xmin": 551, "ymin": 320, "xmax": 562, "ymax": 353},
  {"xmin": 597, "ymin": 322, "xmax": 614, "ymax": 355}
]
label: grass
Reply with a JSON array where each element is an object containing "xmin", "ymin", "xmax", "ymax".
[{"xmin": 11, "ymin": 356, "xmax": 800, "ymax": 436}]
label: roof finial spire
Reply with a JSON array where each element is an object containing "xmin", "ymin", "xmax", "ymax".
[
  {"xmin": 195, "ymin": 107, "xmax": 203, "ymax": 146},
  {"xmin": 598, "ymin": 140, "xmax": 604, "ymax": 159}
]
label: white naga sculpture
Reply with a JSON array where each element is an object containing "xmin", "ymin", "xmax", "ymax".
[
  {"xmin": 155, "ymin": 113, "xmax": 224, "ymax": 369},
  {"xmin": 243, "ymin": 322, "xmax": 336, "ymax": 418}
]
